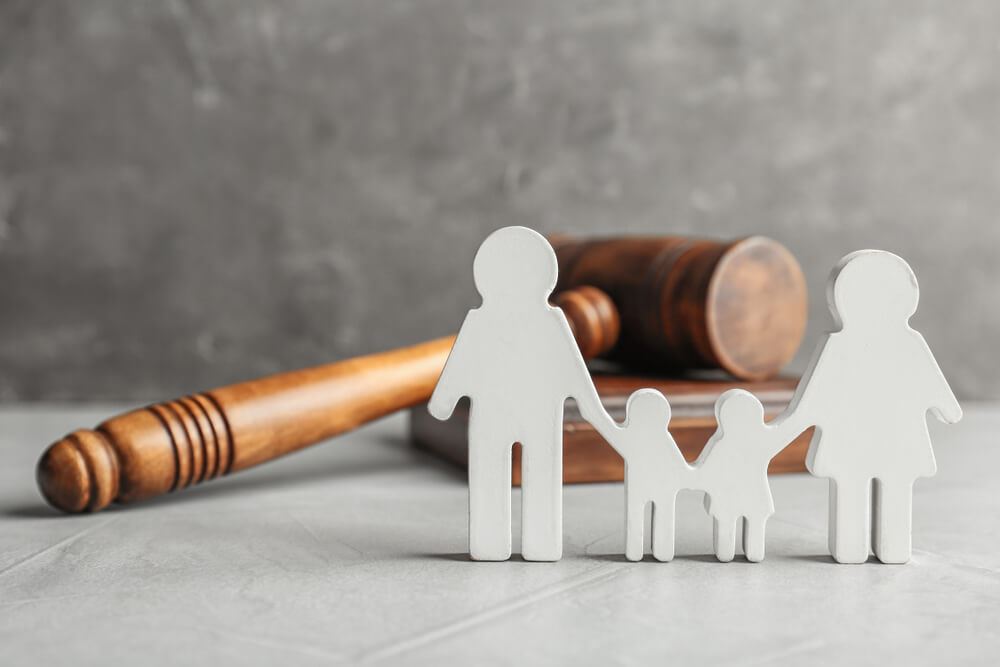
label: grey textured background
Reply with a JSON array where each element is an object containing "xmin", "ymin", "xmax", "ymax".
[{"xmin": 0, "ymin": 0, "xmax": 997, "ymax": 402}]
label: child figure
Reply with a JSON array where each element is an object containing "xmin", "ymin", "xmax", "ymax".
[
  {"xmin": 590, "ymin": 389, "xmax": 695, "ymax": 562},
  {"xmin": 696, "ymin": 389, "xmax": 806, "ymax": 563}
]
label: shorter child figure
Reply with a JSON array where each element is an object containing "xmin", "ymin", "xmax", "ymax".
[
  {"xmin": 696, "ymin": 389, "xmax": 805, "ymax": 563},
  {"xmin": 590, "ymin": 389, "xmax": 694, "ymax": 562}
]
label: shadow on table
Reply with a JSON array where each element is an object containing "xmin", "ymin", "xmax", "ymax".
[
  {"xmin": 1, "ymin": 434, "xmax": 465, "ymax": 519},
  {"xmin": 787, "ymin": 554, "xmax": 864, "ymax": 565},
  {"xmin": 589, "ymin": 553, "xmax": 845, "ymax": 564},
  {"xmin": 417, "ymin": 552, "xmax": 475, "ymax": 562},
  {"xmin": 2, "ymin": 504, "xmax": 63, "ymax": 519},
  {"xmin": 412, "ymin": 553, "xmax": 602, "ymax": 563},
  {"xmin": 408, "ymin": 552, "xmax": 767, "ymax": 563},
  {"xmin": 590, "ymin": 553, "xmax": 731, "ymax": 563}
]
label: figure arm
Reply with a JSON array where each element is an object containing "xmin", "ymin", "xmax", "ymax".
[
  {"xmin": 917, "ymin": 335, "xmax": 963, "ymax": 424},
  {"xmin": 567, "ymin": 354, "xmax": 627, "ymax": 453},
  {"xmin": 693, "ymin": 427, "xmax": 721, "ymax": 469},
  {"xmin": 759, "ymin": 335, "xmax": 833, "ymax": 458},
  {"xmin": 571, "ymin": 376, "xmax": 616, "ymax": 438},
  {"xmin": 763, "ymin": 412, "xmax": 811, "ymax": 459},
  {"xmin": 427, "ymin": 315, "xmax": 475, "ymax": 421},
  {"xmin": 552, "ymin": 310, "xmax": 627, "ymax": 454},
  {"xmin": 584, "ymin": 400, "xmax": 623, "ymax": 448}
]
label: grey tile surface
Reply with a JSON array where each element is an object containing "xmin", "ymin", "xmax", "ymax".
[{"xmin": 0, "ymin": 405, "xmax": 997, "ymax": 665}]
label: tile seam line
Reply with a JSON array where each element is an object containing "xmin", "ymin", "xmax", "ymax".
[
  {"xmin": 0, "ymin": 516, "xmax": 118, "ymax": 579},
  {"xmin": 354, "ymin": 562, "xmax": 627, "ymax": 663}
]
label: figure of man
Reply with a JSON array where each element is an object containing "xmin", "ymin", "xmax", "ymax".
[{"xmin": 428, "ymin": 226, "xmax": 607, "ymax": 561}]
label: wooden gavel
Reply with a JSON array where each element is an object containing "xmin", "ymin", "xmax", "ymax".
[{"xmin": 37, "ymin": 234, "xmax": 807, "ymax": 513}]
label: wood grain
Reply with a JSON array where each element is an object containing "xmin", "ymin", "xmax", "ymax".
[
  {"xmin": 551, "ymin": 235, "xmax": 808, "ymax": 380},
  {"xmin": 410, "ymin": 374, "xmax": 814, "ymax": 484},
  {"xmin": 36, "ymin": 286, "xmax": 621, "ymax": 513},
  {"xmin": 36, "ymin": 234, "xmax": 808, "ymax": 514}
]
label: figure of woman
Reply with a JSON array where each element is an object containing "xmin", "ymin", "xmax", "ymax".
[{"xmin": 790, "ymin": 250, "xmax": 962, "ymax": 563}]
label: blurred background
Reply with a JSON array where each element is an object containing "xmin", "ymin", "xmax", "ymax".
[{"xmin": 0, "ymin": 0, "xmax": 996, "ymax": 402}]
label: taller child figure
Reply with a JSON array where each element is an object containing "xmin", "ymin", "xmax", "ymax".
[{"xmin": 428, "ymin": 227, "xmax": 607, "ymax": 561}]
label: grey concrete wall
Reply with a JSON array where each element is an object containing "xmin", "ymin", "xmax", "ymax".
[{"xmin": 1, "ymin": 0, "xmax": 997, "ymax": 402}]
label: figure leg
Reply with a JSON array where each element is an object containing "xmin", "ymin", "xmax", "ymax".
[
  {"xmin": 872, "ymin": 477, "xmax": 914, "ymax": 564},
  {"xmin": 468, "ymin": 422, "xmax": 512, "ymax": 561},
  {"xmin": 743, "ymin": 516, "xmax": 767, "ymax": 563},
  {"xmin": 651, "ymin": 496, "xmax": 676, "ymax": 562},
  {"xmin": 713, "ymin": 515, "xmax": 738, "ymax": 562},
  {"xmin": 520, "ymin": 438, "xmax": 563, "ymax": 561},
  {"xmin": 625, "ymin": 499, "xmax": 645, "ymax": 562},
  {"xmin": 829, "ymin": 477, "xmax": 871, "ymax": 564}
]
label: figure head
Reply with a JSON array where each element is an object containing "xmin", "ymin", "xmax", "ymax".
[
  {"xmin": 828, "ymin": 250, "xmax": 919, "ymax": 330},
  {"xmin": 473, "ymin": 226, "xmax": 558, "ymax": 306},
  {"xmin": 624, "ymin": 389, "xmax": 672, "ymax": 431},
  {"xmin": 715, "ymin": 389, "xmax": 765, "ymax": 432}
]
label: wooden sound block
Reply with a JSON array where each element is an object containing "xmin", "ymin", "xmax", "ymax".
[{"xmin": 410, "ymin": 374, "xmax": 813, "ymax": 484}]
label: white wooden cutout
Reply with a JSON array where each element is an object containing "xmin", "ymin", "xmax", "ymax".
[
  {"xmin": 590, "ymin": 389, "xmax": 695, "ymax": 561},
  {"xmin": 427, "ymin": 226, "xmax": 608, "ymax": 562},
  {"xmin": 786, "ymin": 250, "xmax": 963, "ymax": 564},
  {"xmin": 696, "ymin": 390, "xmax": 808, "ymax": 562}
]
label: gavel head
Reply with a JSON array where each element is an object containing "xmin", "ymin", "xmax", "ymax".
[{"xmin": 551, "ymin": 235, "xmax": 808, "ymax": 380}]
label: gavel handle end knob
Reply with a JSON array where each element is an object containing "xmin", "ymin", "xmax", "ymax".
[{"xmin": 37, "ymin": 429, "xmax": 120, "ymax": 513}]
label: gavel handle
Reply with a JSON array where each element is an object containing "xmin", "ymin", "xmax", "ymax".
[
  {"xmin": 37, "ymin": 337, "xmax": 454, "ymax": 513},
  {"xmin": 37, "ymin": 286, "xmax": 619, "ymax": 513}
]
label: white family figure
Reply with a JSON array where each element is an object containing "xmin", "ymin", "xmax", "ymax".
[
  {"xmin": 431, "ymin": 230, "xmax": 960, "ymax": 566},
  {"xmin": 789, "ymin": 250, "xmax": 962, "ymax": 564},
  {"xmin": 590, "ymin": 389, "xmax": 695, "ymax": 562},
  {"xmin": 592, "ymin": 387, "xmax": 805, "ymax": 563},
  {"xmin": 428, "ymin": 226, "xmax": 607, "ymax": 561},
  {"xmin": 696, "ymin": 389, "xmax": 806, "ymax": 562}
]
